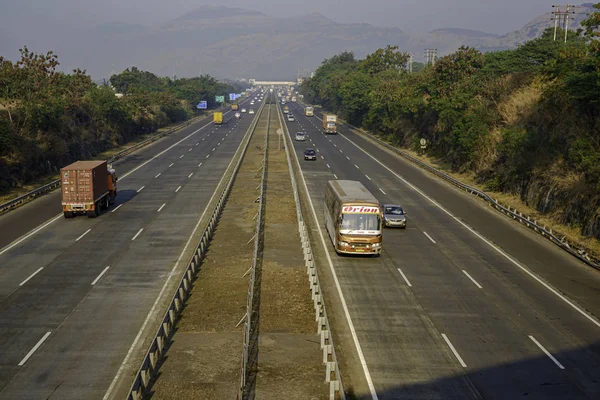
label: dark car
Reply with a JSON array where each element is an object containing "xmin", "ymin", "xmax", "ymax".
[
  {"xmin": 383, "ymin": 204, "xmax": 407, "ymax": 228},
  {"xmin": 304, "ymin": 148, "xmax": 317, "ymax": 160}
]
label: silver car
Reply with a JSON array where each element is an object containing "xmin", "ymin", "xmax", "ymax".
[
  {"xmin": 295, "ymin": 132, "xmax": 306, "ymax": 141},
  {"xmin": 383, "ymin": 204, "xmax": 407, "ymax": 228}
]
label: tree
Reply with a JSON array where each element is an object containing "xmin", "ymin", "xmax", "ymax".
[{"xmin": 362, "ymin": 45, "xmax": 410, "ymax": 75}]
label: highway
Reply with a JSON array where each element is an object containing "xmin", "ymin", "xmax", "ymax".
[
  {"xmin": 0, "ymin": 95, "xmax": 260, "ymax": 399},
  {"xmin": 283, "ymin": 101, "xmax": 600, "ymax": 399}
]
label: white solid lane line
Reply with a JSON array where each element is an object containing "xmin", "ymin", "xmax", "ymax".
[
  {"xmin": 175, "ymin": 186, "xmax": 182, "ymax": 193},
  {"xmin": 0, "ymin": 215, "xmax": 62, "ymax": 256},
  {"xmin": 136, "ymin": 186, "xmax": 145, "ymax": 193},
  {"xmin": 442, "ymin": 333, "xmax": 467, "ymax": 368},
  {"xmin": 379, "ymin": 188, "xmax": 387, "ymax": 195},
  {"xmin": 339, "ymin": 131, "xmax": 600, "ymax": 329},
  {"xmin": 19, "ymin": 267, "xmax": 44, "ymax": 286},
  {"xmin": 91, "ymin": 266, "xmax": 110, "ymax": 286},
  {"xmin": 365, "ymin": 175, "xmax": 371, "ymax": 180},
  {"xmin": 188, "ymin": 172, "xmax": 193, "ymax": 178},
  {"xmin": 462, "ymin": 270, "xmax": 483, "ymax": 289},
  {"xmin": 18, "ymin": 331, "xmax": 52, "ymax": 366},
  {"xmin": 157, "ymin": 203, "xmax": 166, "ymax": 212},
  {"xmin": 111, "ymin": 204, "xmax": 123, "ymax": 213},
  {"xmin": 169, "ymin": 163, "xmax": 174, "ymax": 168},
  {"xmin": 131, "ymin": 228, "xmax": 144, "ymax": 241},
  {"xmin": 423, "ymin": 231, "xmax": 436, "ymax": 244},
  {"xmin": 529, "ymin": 335, "xmax": 565, "ymax": 369},
  {"xmin": 397, "ymin": 268, "xmax": 413, "ymax": 287},
  {"xmin": 155, "ymin": 173, "xmax": 161, "ymax": 178},
  {"xmin": 76, "ymin": 229, "xmax": 92, "ymax": 242}
]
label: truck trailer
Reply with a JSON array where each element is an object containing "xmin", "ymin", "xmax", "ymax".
[
  {"xmin": 213, "ymin": 112, "xmax": 223, "ymax": 124},
  {"xmin": 61, "ymin": 160, "xmax": 117, "ymax": 218},
  {"xmin": 322, "ymin": 114, "xmax": 337, "ymax": 134}
]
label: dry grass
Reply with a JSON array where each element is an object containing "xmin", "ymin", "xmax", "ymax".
[{"xmin": 498, "ymin": 79, "xmax": 543, "ymax": 125}]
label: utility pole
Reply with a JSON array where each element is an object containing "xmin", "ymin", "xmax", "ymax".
[
  {"xmin": 551, "ymin": 4, "xmax": 576, "ymax": 42},
  {"xmin": 424, "ymin": 49, "xmax": 437, "ymax": 66}
]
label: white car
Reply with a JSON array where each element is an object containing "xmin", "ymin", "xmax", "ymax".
[
  {"xmin": 287, "ymin": 114, "xmax": 295, "ymax": 122},
  {"xmin": 250, "ymin": 101, "xmax": 255, "ymax": 105},
  {"xmin": 241, "ymin": 108, "xmax": 247, "ymax": 113},
  {"xmin": 235, "ymin": 112, "xmax": 241, "ymax": 119},
  {"xmin": 249, "ymin": 109, "xmax": 255, "ymax": 115},
  {"xmin": 295, "ymin": 132, "xmax": 306, "ymax": 141}
]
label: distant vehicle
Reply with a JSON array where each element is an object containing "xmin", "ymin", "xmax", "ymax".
[
  {"xmin": 383, "ymin": 204, "xmax": 407, "ymax": 228},
  {"xmin": 241, "ymin": 108, "xmax": 247, "ymax": 113},
  {"xmin": 304, "ymin": 148, "xmax": 317, "ymax": 160},
  {"xmin": 324, "ymin": 180, "xmax": 383, "ymax": 255},
  {"xmin": 231, "ymin": 103, "xmax": 239, "ymax": 111},
  {"xmin": 213, "ymin": 112, "xmax": 223, "ymax": 125},
  {"xmin": 322, "ymin": 114, "xmax": 337, "ymax": 134},
  {"xmin": 235, "ymin": 112, "xmax": 241, "ymax": 119},
  {"xmin": 295, "ymin": 132, "xmax": 306, "ymax": 141},
  {"xmin": 250, "ymin": 101, "xmax": 255, "ymax": 105},
  {"xmin": 61, "ymin": 160, "xmax": 117, "ymax": 218},
  {"xmin": 283, "ymin": 105, "xmax": 289, "ymax": 114},
  {"xmin": 287, "ymin": 114, "xmax": 295, "ymax": 122},
  {"xmin": 305, "ymin": 106, "xmax": 314, "ymax": 117},
  {"xmin": 292, "ymin": 96, "xmax": 297, "ymax": 102},
  {"xmin": 249, "ymin": 109, "xmax": 255, "ymax": 115}
]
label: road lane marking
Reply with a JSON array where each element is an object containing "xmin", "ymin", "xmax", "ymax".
[
  {"xmin": 321, "ymin": 155, "xmax": 324, "ymax": 160},
  {"xmin": 188, "ymin": 172, "xmax": 194, "ymax": 178},
  {"xmin": 136, "ymin": 186, "xmax": 145, "ymax": 193},
  {"xmin": 0, "ymin": 214, "xmax": 60, "ymax": 256},
  {"xmin": 19, "ymin": 267, "xmax": 44, "ymax": 286},
  {"xmin": 111, "ymin": 204, "xmax": 123, "ymax": 213},
  {"xmin": 333, "ymin": 174, "xmax": 338, "ymax": 179},
  {"xmin": 196, "ymin": 142, "xmax": 199, "ymax": 146},
  {"xmin": 338, "ymin": 132, "xmax": 600, "ymax": 329},
  {"xmin": 212, "ymin": 148, "xmax": 216, "ymax": 152},
  {"xmin": 365, "ymin": 175, "xmax": 371, "ymax": 180},
  {"xmin": 462, "ymin": 270, "xmax": 483, "ymax": 289},
  {"xmin": 157, "ymin": 203, "xmax": 166, "ymax": 212},
  {"xmin": 355, "ymin": 164, "xmax": 360, "ymax": 169},
  {"xmin": 326, "ymin": 164, "xmax": 331, "ymax": 168},
  {"xmin": 175, "ymin": 186, "xmax": 182, "ymax": 193},
  {"xmin": 529, "ymin": 335, "xmax": 565, "ymax": 369},
  {"xmin": 76, "ymin": 228, "xmax": 92, "ymax": 242},
  {"xmin": 189, "ymin": 148, "xmax": 192, "ymax": 152},
  {"xmin": 346, "ymin": 156, "xmax": 350, "ymax": 160},
  {"xmin": 180, "ymin": 155, "xmax": 184, "ymax": 159},
  {"xmin": 198, "ymin": 163, "xmax": 203, "ymax": 167},
  {"xmin": 278, "ymin": 108, "xmax": 378, "ymax": 399},
  {"xmin": 316, "ymin": 149, "xmax": 320, "ymax": 152},
  {"xmin": 169, "ymin": 163, "xmax": 174, "ymax": 168},
  {"xmin": 155, "ymin": 173, "xmax": 161, "ymax": 178},
  {"xmin": 205, "ymin": 155, "xmax": 210, "ymax": 159},
  {"xmin": 379, "ymin": 188, "xmax": 387, "ymax": 195},
  {"xmin": 131, "ymin": 228, "xmax": 144, "ymax": 241},
  {"xmin": 442, "ymin": 334, "xmax": 467, "ymax": 368},
  {"xmin": 18, "ymin": 331, "xmax": 52, "ymax": 366},
  {"xmin": 423, "ymin": 232, "xmax": 436, "ymax": 244},
  {"xmin": 397, "ymin": 268, "xmax": 413, "ymax": 287},
  {"xmin": 91, "ymin": 266, "xmax": 110, "ymax": 286},
  {"xmin": 104, "ymin": 121, "xmax": 249, "ymax": 399}
]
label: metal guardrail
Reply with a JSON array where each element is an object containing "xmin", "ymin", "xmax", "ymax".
[
  {"xmin": 238, "ymin": 104, "xmax": 270, "ymax": 399},
  {"xmin": 345, "ymin": 123, "xmax": 600, "ymax": 271},
  {"xmin": 277, "ymin": 104, "xmax": 344, "ymax": 400},
  {"xmin": 126, "ymin": 100, "xmax": 267, "ymax": 400},
  {"xmin": 0, "ymin": 114, "xmax": 208, "ymax": 217}
]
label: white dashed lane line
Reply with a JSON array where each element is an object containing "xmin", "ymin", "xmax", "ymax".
[
  {"xmin": 423, "ymin": 232, "xmax": 436, "ymax": 244},
  {"xmin": 188, "ymin": 172, "xmax": 193, "ymax": 178},
  {"xmin": 528, "ymin": 335, "xmax": 565, "ymax": 370},
  {"xmin": 131, "ymin": 228, "xmax": 144, "ymax": 241},
  {"xmin": 18, "ymin": 332, "xmax": 52, "ymax": 366},
  {"xmin": 19, "ymin": 267, "xmax": 44, "ymax": 287},
  {"xmin": 462, "ymin": 270, "xmax": 483, "ymax": 289},
  {"xmin": 169, "ymin": 163, "xmax": 174, "ymax": 168},
  {"xmin": 136, "ymin": 186, "xmax": 145, "ymax": 193},
  {"xmin": 379, "ymin": 188, "xmax": 387, "ymax": 195},
  {"xmin": 365, "ymin": 175, "xmax": 371, "ymax": 180},
  {"xmin": 155, "ymin": 173, "xmax": 161, "ymax": 178},
  {"xmin": 442, "ymin": 334, "xmax": 467, "ymax": 368},
  {"xmin": 157, "ymin": 203, "xmax": 166, "ymax": 212},
  {"xmin": 175, "ymin": 186, "xmax": 182, "ymax": 193},
  {"xmin": 333, "ymin": 174, "xmax": 338, "ymax": 179},
  {"xmin": 76, "ymin": 229, "xmax": 92, "ymax": 242},
  {"xmin": 91, "ymin": 266, "xmax": 110, "ymax": 286},
  {"xmin": 111, "ymin": 204, "xmax": 123, "ymax": 213},
  {"xmin": 397, "ymin": 268, "xmax": 412, "ymax": 287}
]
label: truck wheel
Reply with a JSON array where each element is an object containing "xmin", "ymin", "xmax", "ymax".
[
  {"xmin": 64, "ymin": 211, "xmax": 73, "ymax": 218},
  {"xmin": 103, "ymin": 197, "xmax": 109, "ymax": 210}
]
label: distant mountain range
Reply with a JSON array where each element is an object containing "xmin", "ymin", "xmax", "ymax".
[{"xmin": 0, "ymin": 4, "xmax": 595, "ymax": 81}]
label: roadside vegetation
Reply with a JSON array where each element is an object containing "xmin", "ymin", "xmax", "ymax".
[
  {"xmin": 0, "ymin": 48, "xmax": 241, "ymax": 195},
  {"xmin": 301, "ymin": 4, "xmax": 600, "ymax": 241}
]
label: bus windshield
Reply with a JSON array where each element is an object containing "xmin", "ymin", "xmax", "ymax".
[{"xmin": 340, "ymin": 213, "xmax": 381, "ymax": 234}]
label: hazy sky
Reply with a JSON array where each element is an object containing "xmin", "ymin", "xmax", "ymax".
[{"xmin": 8, "ymin": 0, "xmax": 559, "ymax": 35}]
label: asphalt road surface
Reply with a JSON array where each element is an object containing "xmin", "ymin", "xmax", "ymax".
[
  {"xmin": 283, "ymin": 101, "xmax": 600, "ymax": 400},
  {"xmin": 0, "ymin": 95, "xmax": 261, "ymax": 399}
]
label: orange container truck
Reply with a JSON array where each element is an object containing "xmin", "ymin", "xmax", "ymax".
[{"xmin": 61, "ymin": 160, "xmax": 118, "ymax": 218}]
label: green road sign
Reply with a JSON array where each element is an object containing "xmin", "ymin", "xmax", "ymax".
[{"xmin": 215, "ymin": 95, "xmax": 225, "ymax": 103}]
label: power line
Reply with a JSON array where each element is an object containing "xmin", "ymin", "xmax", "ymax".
[
  {"xmin": 551, "ymin": 4, "xmax": 576, "ymax": 42},
  {"xmin": 424, "ymin": 48, "xmax": 438, "ymax": 66}
]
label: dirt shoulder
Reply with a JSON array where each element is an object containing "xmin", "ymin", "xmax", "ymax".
[
  {"xmin": 149, "ymin": 112, "xmax": 266, "ymax": 400},
  {"xmin": 253, "ymin": 108, "xmax": 328, "ymax": 399}
]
